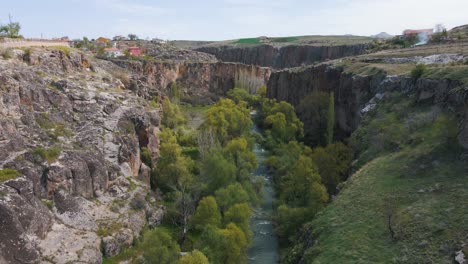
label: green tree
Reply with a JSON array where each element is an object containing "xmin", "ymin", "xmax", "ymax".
[
  {"xmin": 153, "ymin": 128, "xmax": 193, "ymax": 190},
  {"xmin": 223, "ymin": 138, "xmax": 257, "ymax": 182},
  {"xmin": 162, "ymin": 98, "xmax": 186, "ymax": 129},
  {"xmin": 326, "ymin": 92, "xmax": 335, "ymax": 144},
  {"xmin": 220, "ymin": 223, "xmax": 249, "ymax": 264},
  {"xmin": 311, "ymin": 142, "xmax": 353, "ymax": 194},
  {"xmin": 200, "ymin": 150, "xmax": 236, "ymax": 194},
  {"xmin": 297, "ymin": 91, "xmax": 330, "ymax": 146},
  {"xmin": 410, "ymin": 64, "xmax": 427, "ymax": 80},
  {"xmin": 142, "ymin": 228, "xmax": 181, "ymax": 264},
  {"xmin": 0, "ymin": 15, "xmax": 21, "ymax": 38},
  {"xmin": 215, "ymin": 183, "xmax": 250, "ymax": 212},
  {"xmin": 261, "ymin": 99, "xmax": 303, "ymax": 145},
  {"xmin": 201, "ymin": 98, "xmax": 252, "ymax": 144},
  {"xmin": 191, "ymin": 196, "xmax": 222, "ymax": 229},
  {"xmin": 177, "ymin": 250, "xmax": 209, "ymax": 264},
  {"xmin": 224, "ymin": 203, "xmax": 253, "ymax": 240},
  {"xmin": 128, "ymin": 33, "xmax": 138, "ymax": 40},
  {"xmin": 280, "ymin": 155, "xmax": 328, "ymax": 208},
  {"xmin": 195, "ymin": 226, "xmax": 225, "ymax": 263}
]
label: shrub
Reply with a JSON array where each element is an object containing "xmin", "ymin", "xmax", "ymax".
[
  {"xmin": 32, "ymin": 146, "xmax": 61, "ymax": 164},
  {"xmin": 1, "ymin": 48, "xmax": 13, "ymax": 59},
  {"xmin": 411, "ymin": 64, "xmax": 427, "ymax": 79},
  {"xmin": 130, "ymin": 194, "xmax": 147, "ymax": 210},
  {"xmin": 0, "ymin": 168, "xmax": 19, "ymax": 183},
  {"xmin": 52, "ymin": 46, "xmax": 71, "ymax": 57}
]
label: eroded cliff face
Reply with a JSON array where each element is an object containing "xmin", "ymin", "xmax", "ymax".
[
  {"xmin": 112, "ymin": 60, "xmax": 272, "ymax": 104},
  {"xmin": 267, "ymin": 63, "xmax": 468, "ymax": 148},
  {"xmin": 196, "ymin": 44, "xmax": 370, "ymax": 69},
  {"xmin": 0, "ymin": 48, "xmax": 164, "ymax": 263}
]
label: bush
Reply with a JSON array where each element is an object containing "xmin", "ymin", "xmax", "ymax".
[
  {"xmin": 1, "ymin": 48, "xmax": 13, "ymax": 59},
  {"xmin": 411, "ymin": 64, "xmax": 427, "ymax": 79},
  {"xmin": 130, "ymin": 194, "xmax": 146, "ymax": 210},
  {"xmin": 0, "ymin": 168, "xmax": 19, "ymax": 183},
  {"xmin": 32, "ymin": 147, "xmax": 61, "ymax": 164}
]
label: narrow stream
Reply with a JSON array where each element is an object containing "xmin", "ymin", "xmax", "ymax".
[{"xmin": 248, "ymin": 121, "xmax": 279, "ymax": 263}]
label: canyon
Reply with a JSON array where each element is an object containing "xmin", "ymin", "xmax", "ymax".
[{"xmin": 0, "ymin": 36, "xmax": 467, "ymax": 263}]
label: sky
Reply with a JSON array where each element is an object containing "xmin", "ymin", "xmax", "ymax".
[{"xmin": 1, "ymin": 0, "xmax": 468, "ymax": 41}]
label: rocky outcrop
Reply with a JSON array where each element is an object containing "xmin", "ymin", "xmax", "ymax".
[
  {"xmin": 0, "ymin": 48, "xmax": 162, "ymax": 263},
  {"xmin": 112, "ymin": 60, "xmax": 272, "ymax": 104},
  {"xmin": 196, "ymin": 44, "xmax": 370, "ymax": 69},
  {"xmin": 267, "ymin": 63, "xmax": 468, "ymax": 147}
]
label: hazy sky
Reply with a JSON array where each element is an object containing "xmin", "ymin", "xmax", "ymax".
[{"xmin": 2, "ymin": 0, "xmax": 467, "ymax": 40}]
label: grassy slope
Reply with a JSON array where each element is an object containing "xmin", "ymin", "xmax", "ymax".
[
  {"xmin": 300, "ymin": 90, "xmax": 468, "ymax": 263},
  {"xmin": 309, "ymin": 146, "xmax": 466, "ymax": 263}
]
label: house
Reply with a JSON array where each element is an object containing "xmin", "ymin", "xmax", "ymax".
[
  {"xmin": 113, "ymin": 35, "xmax": 127, "ymax": 41},
  {"xmin": 96, "ymin": 37, "xmax": 111, "ymax": 44},
  {"xmin": 403, "ymin": 29, "xmax": 433, "ymax": 36},
  {"xmin": 104, "ymin": 47, "xmax": 123, "ymax": 57},
  {"xmin": 128, "ymin": 46, "xmax": 142, "ymax": 56},
  {"xmin": 151, "ymin": 38, "xmax": 166, "ymax": 43}
]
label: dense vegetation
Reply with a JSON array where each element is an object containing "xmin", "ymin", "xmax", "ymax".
[
  {"xmin": 283, "ymin": 91, "xmax": 467, "ymax": 263},
  {"xmin": 106, "ymin": 93, "xmax": 262, "ymax": 263}
]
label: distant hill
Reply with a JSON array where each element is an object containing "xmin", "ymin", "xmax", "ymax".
[{"xmin": 371, "ymin": 32, "xmax": 394, "ymax": 39}]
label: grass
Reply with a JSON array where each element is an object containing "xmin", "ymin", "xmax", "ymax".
[
  {"xmin": 291, "ymin": 91, "xmax": 467, "ymax": 263},
  {"xmin": 0, "ymin": 168, "xmax": 19, "ymax": 183},
  {"xmin": 51, "ymin": 46, "xmax": 71, "ymax": 57},
  {"xmin": 305, "ymin": 144, "xmax": 466, "ymax": 263},
  {"xmin": 32, "ymin": 146, "xmax": 61, "ymax": 164},
  {"xmin": 97, "ymin": 221, "xmax": 123, "ymax": 237},
  {"xmin": 422, "ymin": 65, "xmax": 468, "ymax": 85},
  {"xmin": 234, "ymin": 38, "xmax": 261, "ymax": 44},
  {"xmin": 341, "ymin": 62, "xmax": 416, "ymax": 76}
]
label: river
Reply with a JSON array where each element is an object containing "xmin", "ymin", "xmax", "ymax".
[{"xmin": 247, "ymin": 122, "xmax": 279, "ymax": 263}]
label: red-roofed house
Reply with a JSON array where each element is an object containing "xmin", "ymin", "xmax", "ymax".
[
  {"xmin": 403, "ymin": 29, "xmax": 434, "ymax": 36},
  {"xmin": 128, "ymin": 46, "xmax": 142, "ymax": 56},
  {"xmin": 104, "ymin": 47, "xmax": 123, "ymax": 57}
]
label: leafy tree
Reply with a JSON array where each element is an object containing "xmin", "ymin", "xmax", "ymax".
[
  {"xmin": 411, "ymin": 64, "xmax": 427, "ymax": 79},
  {"xmin": 227, "ymin": 87, "xmax": 259, "ymax": 106},
  {"xmin": 280, "ymin": 155, "xmax": 328, "ymax": 208},
  {"xmin": 162, "ymin": 98, "xmax": 186, "ymax": 129},
  {"xmin": 201, "ymin": 99, "xmax": 252, "ymax": 144},
  {"xmin": 261, "ymin": 99, "xmax": 303, "ymax": 145},
  {"xmin": 223, "ymin": 203, "xmax": 253, "ymax": 240},
  {"xmin": 142, "ymin": 228, "xmax": 181, "ymax": 264},
  {"xmin": 0, "ymin": 15, "xmax": 21, "ymax": 38},
  {"xmin": 170, "ymin": 82, "xmax": 181, "ymax": 103},
  {"xmin": 128, "ymin": 33, "xmax": 138, "ymax": 40},
  {"xmin": 215, "ymin": 183, "xmax": 250, "ymax": 212},
  {"xmin": 153, "ymin": 128, "xmax": 193, "ymax": 191},
  {"xmin": 311, "ymin": 142, "xmax": 353, "ymax": 194},
  {"xmin": 223, "ymin": 138, "xmax": 257, "ymax": 182},
  {"xmin": 219, "ymin": 223, "xmax": 249, "ymax": 264},
  {"xmin": 195, "ymin": 226, "xmax": 226, "ymax": 263},
  {"xmin": 177, "ymin": 250, "xmax": 209, "ymax": 264},
  {"xmin": 326, "ymin": 92, "xmax": 335, "ymax": 145},
  {"xmin": 191, "ymin": 196, "xmax": 222, "ymax": 229},
  {"xmin": 297, "ymin": 91, "xmax": 331, "ymax": 146},
  {"xmin": 200, "ymin": 150, "xmax": 236, "ymax": 194}
]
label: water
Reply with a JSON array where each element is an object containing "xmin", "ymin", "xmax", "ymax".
[{"xmin": 248, "ymin": 122, "xmax": 279, "ymax": 263}]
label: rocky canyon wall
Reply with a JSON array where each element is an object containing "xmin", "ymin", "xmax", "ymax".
[
  {"xmin": 0, "ymin": 48, "xmax": 164, "ymax": 263},
  {"xmin": 196, "ymin": 44, "xmax": 370, "ymax": 69},
  {"xmin": 267, "ymin": 64, "xmax": 468, "ymax": 148},
  {"xmin": 113, "ymin": 60, "xmax": 272, "ymax": 104}
]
